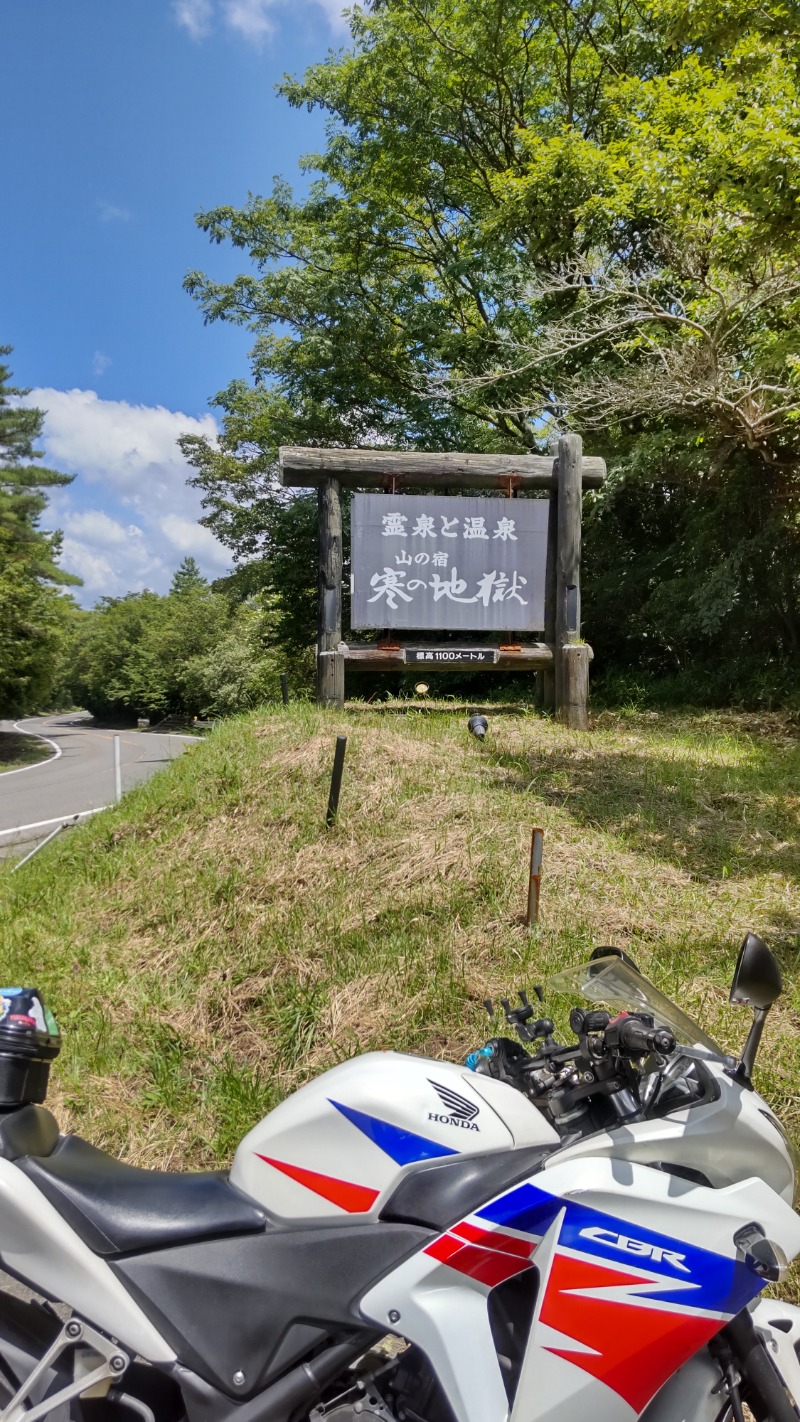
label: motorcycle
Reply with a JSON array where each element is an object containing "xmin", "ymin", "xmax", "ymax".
[{"xmin": 0, "ymin": 931, "xmax": 797, "ymax": 1422}]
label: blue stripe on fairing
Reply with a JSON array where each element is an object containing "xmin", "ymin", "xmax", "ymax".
[
  {"xmin": 477, "ymin": 1181, "xmax": 763, "ymax": 1315},
  {"xmin": 329, "ymin": 1099, "xmax": 458, "ymax": 1164}
]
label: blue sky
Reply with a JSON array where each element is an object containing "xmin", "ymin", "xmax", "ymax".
[{"xmin": 1, "ymin": 0, "xmax": 335, "ymax": 602}]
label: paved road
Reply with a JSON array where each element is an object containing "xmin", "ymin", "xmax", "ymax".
[{"xmin": 0, "ymin": 713, "xmax": 198, "ymax": 853}]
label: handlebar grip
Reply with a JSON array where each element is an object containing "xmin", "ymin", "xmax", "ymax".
[{"xmin": 617, "ymin": 1018, "xmax": 676, "ymax": 1056}]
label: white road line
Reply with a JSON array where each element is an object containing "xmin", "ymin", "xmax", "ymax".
[
  {"xmin": 0, "ymin": 807, "xmax": 110, "ymax": 841},
  {"xmin": 0, "ymin": 722, "xmax": 62, "ymax": 779}
]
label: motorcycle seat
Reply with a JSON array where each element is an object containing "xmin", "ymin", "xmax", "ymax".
[
  {"xmin": 0, "ymin": 1105, "xmax": 60, "ymax": 1161},
  {"xmin": 19, "ymin": 1134, "xmax": 268, "ymax": 1257}
]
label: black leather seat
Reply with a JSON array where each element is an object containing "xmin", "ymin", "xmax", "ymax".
[{"xmin": 19, "ymin": 1135, "xmax": 268, "ymax": 1256}]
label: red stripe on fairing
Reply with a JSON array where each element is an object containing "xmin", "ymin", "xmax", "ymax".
[
  {"xmin": 256, "ymin": 1155, "xmax": 379, "ymax": 1213},
  {"xmin": 425, "ymin": 1234, "xmax": 465, "ymax": 1265},
  {"xmin": 451, "ymin": 1220, "xmax": 534, "ymax": 1259},
  {"xmin": 540, "ymin": 1252, "xmax": 724, "ymax": 1413},
  {"xmin": 425, "ymin": 1234, "xmax": 534, "ymax": 1287}
]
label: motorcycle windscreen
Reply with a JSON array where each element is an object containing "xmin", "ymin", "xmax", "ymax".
[{"xmin": 545, "ymin": 958, "xmax": 724, "ymax": 1057}]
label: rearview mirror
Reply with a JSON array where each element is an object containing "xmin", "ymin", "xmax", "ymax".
[{"xmin": 730, "ymin": 932, "xmax": 782, "ymax": 1011}]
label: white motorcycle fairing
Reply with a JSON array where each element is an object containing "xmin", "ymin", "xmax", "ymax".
[
  {"xmin": 231, "ymin": 1053, "xmax": 558, "ymax": 1220},
  {"xmin": 362, "ymin": 1155, "xmax": 800, "ymax": 1422},
  {"xmin": 0, "ymin": 1157, "xmax": 174, "ymax": 1364}
]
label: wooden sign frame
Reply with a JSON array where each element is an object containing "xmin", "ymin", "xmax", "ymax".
[{"xmin": 278, "ymin": 435, "xmax": 605, "ymax": 729}]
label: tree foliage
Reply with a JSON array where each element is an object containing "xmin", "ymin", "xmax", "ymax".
[
  {"xmin": 66, "ymin": 582, "xmax": 293, "ymax": 720},
  {"xmin": 182, "ymin": 0, "xmax": 800, "ymax": 699},
  {"xmin": 0, "ymin": 349, "xmax": 79, "ymax": 716}
]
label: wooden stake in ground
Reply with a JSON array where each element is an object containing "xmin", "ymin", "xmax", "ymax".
[
  {"xmin": 326, "ymin": 735, "xmax": 348, "ymax": 827},
  {"xmin": 526, "ymin": 827, "xmax": 544, "ymax": 926}
]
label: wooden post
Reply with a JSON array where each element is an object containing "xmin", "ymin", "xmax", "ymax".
[
  {"xmin": 326, "ymin": 735, "xmax": 348, "ymax": 827},
  {"xmin": 555, "ymin": 433, "xmax": 586, "ymax": 728},
  {"xmin": 560, "ymin": 644, "xmax": 590, "ymax": 731},
  {"xmin": 526, "ymin": 827, "xmax": 544, "ymax": 926},
  {"xmin": 541, "ymin": 488, "xmax": 558, "ymax": 712},
  {"xmin": 317, "ymin": 477, "xmax": 344, "ymax": 705}
]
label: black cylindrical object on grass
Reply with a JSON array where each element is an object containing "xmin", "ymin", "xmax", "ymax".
[
  {"xmin": 468, "ymin": 713, "xmax": 488, "ymax": 739},
  {"xmin": 280, "ymin": 673, "xmax": 289, "ymax": 705},
  {"xmin": 326, "ymin": 735, "xmax": 348, "ymax": 827}
]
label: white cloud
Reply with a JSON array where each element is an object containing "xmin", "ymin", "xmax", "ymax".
[
  {"xmin": 221, "ymin": 0, "xmax": 275, "ymax": 44},
  {"xmin": 28, "ymin": 388, "xmax": 230, "ymax": 604},
  {"xmin": 92, "ymin": 351, "xmax": 111, "ymax": 377},
  {"xmin": 64, "ymin": 510, "xmax": 130, "ymax": 546},
  {"xmin": 172, "ymin": 0, "xmax": 350, "ymax": 43},
  {"xmin": 312, "ymin": 0, "xmax": 351, "ymax": 28},
  {"xmin": 160, "ymin": 515, "xmax": 230, "ymax": 562},
  {"xmin": 59, "ymin": 543, "xmax": 120, "ymax": 596},
  {"xmin": 98, "ymin": 201, "xmax": 131, "ymax": 223},
  {"xmin": 172, "ymin": 0, "xmax": 213, "ymax": 38}
]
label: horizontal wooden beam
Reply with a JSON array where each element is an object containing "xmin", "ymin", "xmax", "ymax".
[
  {"xmin": 279, "ymin": 447, "xmax": 606, "ymax": 491},
  {"xmin": 337, "ymin": 642, "xmax": 555, "ymax": 669}
]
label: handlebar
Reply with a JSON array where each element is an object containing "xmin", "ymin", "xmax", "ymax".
[
  {"xmin": 466, "ymin": 1001, "xmax": 680, "ymax": 1134},
  {"xmin": 605, "ymin": 1015, "xmax": 676, "ymax": 1058}
]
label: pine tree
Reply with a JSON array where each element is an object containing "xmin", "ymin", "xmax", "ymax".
[
  {"xmin": 0, "ymin": 348, "xmax": 79, "ymax": 715},
  {"xmin": 0, "ymin": 346, "xmax": 77, "ymax": 580},
  {"xmin": 170, "ymin": 556, "xmax": 207, "ymax": 597}
]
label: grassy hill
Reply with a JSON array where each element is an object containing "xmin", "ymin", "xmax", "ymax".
[{"xmin": 0, "ymin": 703, "xmax": 798, "ymax": 1179}]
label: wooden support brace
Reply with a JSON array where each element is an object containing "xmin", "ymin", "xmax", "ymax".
[
  {"xmin": 317, "ymin": 477, "xmax": 344, "ymax": 706},
  {"xmin": 554, "ymin": 434, "xmax": 587, "ymax": 728},
  {"xmin": 280, "ymin": 447, "xmax": 606, "ymax": 491},
  {"xmin": 541, "ymin": 489, "xmax": 558, "ymax": 713}
]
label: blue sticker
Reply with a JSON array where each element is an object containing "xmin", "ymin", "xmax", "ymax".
[
  {"xmin": 329, "ymin": 1098, "xmax": 458, "ymax": 1165},
  {"xmin": 477, "ymin": 1180, "xmax": 762, "ymax": 1316}
]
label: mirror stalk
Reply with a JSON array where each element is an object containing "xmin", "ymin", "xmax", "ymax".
[{"xmin": 732, "ymin": 1006, "xmax": 769, "ymax": 1087}]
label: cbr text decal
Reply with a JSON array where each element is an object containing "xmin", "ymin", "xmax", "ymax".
[{"xmin": 578, "ymin": 1225, "xmax": 691, "ymax": 1273}]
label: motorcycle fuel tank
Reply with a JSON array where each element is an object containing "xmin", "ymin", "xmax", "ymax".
[{"xmin": 231, "ymin": 1051, "xmax": 558, "ymax": 1220}]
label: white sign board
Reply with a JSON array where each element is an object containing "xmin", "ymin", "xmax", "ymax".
[{"xmin": 351, "ymin": 493, "xmax": 548, "ymax": 632}]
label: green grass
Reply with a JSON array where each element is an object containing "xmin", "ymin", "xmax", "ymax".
[
  {"xmin": 0, "ymin": 704, "xmax": 797, "ymax": 1184},
  {"xmin": 0, "ymin": 731, "xmax": 52, "ymax": 771}
]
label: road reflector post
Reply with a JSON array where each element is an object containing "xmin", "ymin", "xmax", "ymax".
[
  {"xmin": 326, "ymin": 735, "xmax": 348, "ymax": 828},
  {"xmin": 114, "ymin": 736, "xmax": 122, "ymax": 804},
  {"xmin": 280, "ymin": 673, "xmax": 289, "ymax": 706},
  {"xmin": 526, "ymin": 827, "xmax": 544, "ymax": 927},
  {"xmin": 12, "ymin": 816, "xmax": 80, "ymax": 873}
]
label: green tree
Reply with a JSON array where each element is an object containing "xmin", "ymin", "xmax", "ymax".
[
  {"xmin": 182, "ymin": 0, "xmax": 800, "ymax": 698},
  {"xmin": 0, "ymin": 349, "xmax": 80, "ymax": 715},
  {"xmin": 65, "ymin": 577, "xmax": 288, "ymax": 720},
  {"xmin": 180, "ymin": 598, "xmax": 291, "ymax": 715},
  {"xmin": 170, "ymin": 556, "xmax": 207, "ymax": 597}
]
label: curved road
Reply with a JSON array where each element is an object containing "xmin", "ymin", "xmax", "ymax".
[{"xmin": 0, "ymin": 713, "xmax": 199, "ymax": 852}]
